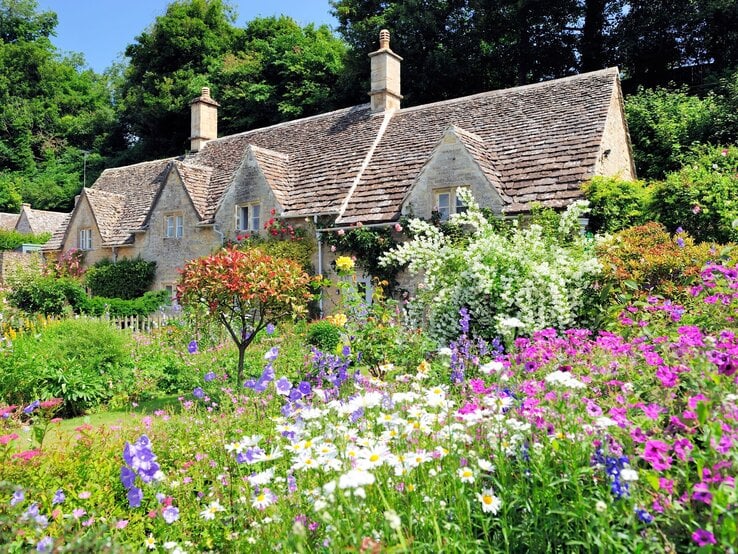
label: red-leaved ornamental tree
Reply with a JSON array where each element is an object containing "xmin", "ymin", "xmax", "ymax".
[{"xmin": 177, "ymin": 247, "xmax": 315, "ymax": 383}]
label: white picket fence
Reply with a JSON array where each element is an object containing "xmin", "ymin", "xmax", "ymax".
[{"xmin": 99, "ymin": 311, "xmax": 176, "ymax": 332}]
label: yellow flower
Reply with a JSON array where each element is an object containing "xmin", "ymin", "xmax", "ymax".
[
  {"xmin": 335, "ymin": 256, "xmax": 355, "ymax": 274},
  {"xmin": 327, "ymin": 313, "xmax": 348, "ymax": 327}
]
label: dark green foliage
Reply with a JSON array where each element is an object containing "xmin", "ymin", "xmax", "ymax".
[
  {"xmin": 582, "ymin": 176, "xmax": 651, "ymax": 233},
  {"xmin": 7, "ymin": 275, "xmax": 86, "ymax": 316},
  {"xmin": 650, "ymin": 145, "xmax": 738, "ymax": 243},
  {"xmin": 625, "ymin": 87, "xmax": 718, "ymax": 180},
  {"xmin": 80, "ymin": 291, "xmax": 170, "ymax": 317},
  {"xmin": 323, "ymin": 226, "xmax": 404, "ymax": 287},
  {"xmin": 84, "ymin": 258, "xmax": 157, "ymax": 300},
  {"xmin": 306, "ymin": 320, "xmax": 342, "ymax": 352},
  {"xmin": 0, "ymin": 229, "xmax": 49, "ymax": 250},
  {"xmin": 0, "ymin": 319, "xmax": 134, "ymax": 416}
]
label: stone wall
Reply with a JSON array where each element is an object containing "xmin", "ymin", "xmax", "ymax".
[
  {"xmin": 0, "ymin": 251, "xmax": 42, "ymax": 284},
  {"xmin": 594, "ymin": 83, "xmax": 637, "ymax": 180},
  {"xmin": 60, "ymin": 195, "xmax": 114, "ymax": 266},
  {"xmin": 143, "ymin": 171, "xmax": 220, "ymax": 289}
]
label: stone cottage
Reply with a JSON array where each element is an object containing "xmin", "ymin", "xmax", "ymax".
[{"xmin": 44, "ymin": 30, "xmax": 635, "ymax": 303}]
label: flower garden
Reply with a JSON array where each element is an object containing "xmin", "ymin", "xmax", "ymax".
[{"xmin": 1, "ymin": 193, "xmax": 738, "ymax": 552}]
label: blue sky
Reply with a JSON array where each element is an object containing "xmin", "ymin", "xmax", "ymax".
[{"xmin": 36, "ymin": 1, "xmax": 338, "ymax": 73}]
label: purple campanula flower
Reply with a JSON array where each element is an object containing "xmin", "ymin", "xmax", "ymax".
[
  {"xmin": 162, "ymin": 505, "xmax": 179, "ymax": 524},
  {"xmin": 10, "ymin": 489, "xmax": 24, "ymax": 506},
  {"xmin": 193, "ymin": 387, "xmax": 205, "ymax": 399},
  {"xmin": 341, "ymin": 345, "xmax": 351, "ymax": 357},
  {"xmin": 287, "ymin": 473, "xmax": 297, "ymax": 493},
  {"xmin": 264, "ymin": 347, "xmax": 279, "ymax": 362},
  {"xmin": 120, "ymin": 466, "xmax": 136, "ymax": 490},
  {"xmin": 23, "ymin": 400, "xmax": 40, "ymax": 414},
  {"xmin": 204, "ymin": 371, "xmax": 216, "ymax": 382},
  {"xmin": 635, "ymin": 507, "xmax": 653, "ymax": 524},
  {"xmin": 52, "ymin": 489, "xmax": 65, "ymax": 505},
  {"xmin": 187, "ymin": 340, "xmax": 198, "ymax": 354},
  {"xmin": 266, "ymin": 323, "xmax": 276, "ymax": 335},
  {"xmin": 261, "ymin": 364, "xmax": 275, "ymax": 382},
  {"xmin": 276, "ymin": 377, "xmax": 292, "ymax": 396},
  {"xmin": 253, "ymin": 378, "xmax": 269, "ymax": 393},
  {"xmin": 288, "ymin": 389, "xmax": 303, "ymax": 402},
  {"xmin": 350, "ymin": 408, "xmax": 364, "ymax": 423},
  {"xmin": 36, "ymin": 537, "xmax": 53, "ymax": 553},
  {"xmin": 298, "ymin": 381, "xmax": 312, "ymax": 395},
  {"xmin": 127, "ymin": 486, "xmax": 143, "ymax": 508},
  {"xmin": 244, "ymin": 379, "xmax": 257, "ymax": 390}
]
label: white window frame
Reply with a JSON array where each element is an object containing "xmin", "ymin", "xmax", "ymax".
[
  {"xmin": 78, "ymin": 228, "xmax": 92, "ymax": 250},
  {"xmin": 236, "ymin": 203, "xmax": 261, "ymax": 233},
  {"xmin": 165, "ymin": 214, "xmax": 184, "ymax": 238},
  {"xmin": 434, "ymin": 188, "xmax": 468, "ymax": 222}
]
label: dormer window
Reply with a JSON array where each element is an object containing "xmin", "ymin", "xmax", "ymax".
[
  {"xmin": 236, "ymin": 203, "xmax": 261, "ymax": 233},
  {"xmin": 165, "ymin": 214, "xmax": 184, "ymax": 238},
  {"xmin": 78, "ymin": 228, "xmax": 92, "ymax": 250},
  {"xmin": 434, "ymin": 188, "xmax": 467, "ymax": 221}
]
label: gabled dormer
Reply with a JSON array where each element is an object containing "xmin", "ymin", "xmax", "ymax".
[
  {"xmin": 213, "ymin": 144, "xmax": 291, "ymax": 238},
  {"xmin": 401, "ymin": 125, "xmax": 509, "ymax": 220}
]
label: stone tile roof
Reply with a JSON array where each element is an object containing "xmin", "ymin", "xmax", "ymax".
[
  {"xmin": 19, "ymin": 205, "xmax": 69, "ymax": 235},
  {"xmin": 43, "ymin": 213, "xmax": 72, "ymax": 251},
  {"xmin": 0, "ymin": 212, "xmax": 18, "ymax": 231},
  {"xmin": 338, "ymin": 68, "xmax": 617, "ymax": 223},
  {"xmin": 173, "ymin": 161, "xmax": 212, "ymax": 220},
  {"xmin": 83, "ymin": 188, "xmax": 127, "ymax": 246},
  {"xmin": 248, "ymin": 146, "xmax": 291, "ymax": 208},
  {"xmin": 190, "ymin": 105, "xmax": 383, "ymax": 220}
]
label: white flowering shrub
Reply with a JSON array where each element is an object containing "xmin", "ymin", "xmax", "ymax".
[{"xmin": 381, "ymin": 189, "xmax": 601, "ymax": 342}]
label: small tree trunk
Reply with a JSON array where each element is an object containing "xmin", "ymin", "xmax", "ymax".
[{"xmin": 237, "ymin": 344, "xmax": 246, "ymax": 384}]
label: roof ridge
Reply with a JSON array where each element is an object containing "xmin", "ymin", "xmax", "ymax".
[
  {"xmin": 202, "ymin": 104, "xmax": 374, "ymax": 146},
  {"xmin": 397, "ymin": 68, "xmax": 619, "ymax": 116},
  {"xmin": 98, "ymin": 157, "xmax": 178, "ymax": 174}
]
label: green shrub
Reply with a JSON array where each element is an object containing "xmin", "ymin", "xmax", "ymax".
[
  {"xmin": 625, "ymin": 86, "xmax": 717, "ymax": 179},
  {"xmin": 7, "ymin": 275, "xmax": 86, "ymax": 316},
  {"xmin": 0, "ymin": 319, "xmax": 134, "ymax": 416},
  {"xmin": 80, "ymin": 290, "xmax": 170, "ymax": 317},
  {"xmin": 0, "ymin": 229, "xmax": 50, "ymax": 250},
  {"xmin": 650, "ymin": 145, "xmax": 738, "ymax": 243},
  {"xmin": 582, "ymin": 176, "xmax": 652, "ymax": 233},
  {"xmin": 84, "ymin": 258, "xmax": 157, "ymax": 299},
  {"xmin": 306, "ymin": 320, "xmax": 342, "ymax": 352}
]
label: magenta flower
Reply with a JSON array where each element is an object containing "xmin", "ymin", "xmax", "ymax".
[
  {"xmin": 691, "ymin": 528, "xmax": 716, "ymax": 546},
  {"xmin": 691, "ymin": 482, "xmax": 712, "ymax": 505},
  {"xmin": 642, "ymin": 440, "xmax": 672, "ymax": 471}
]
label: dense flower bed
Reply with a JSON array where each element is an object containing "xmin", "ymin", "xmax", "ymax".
[{"xmin": 1, "ymin": 267, "xmax": 737, "ymax": 552}]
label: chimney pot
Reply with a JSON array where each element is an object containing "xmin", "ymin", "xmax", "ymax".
[
  {"xmin": 201, "ymin": 86, "xmax": 210, "ymax": 98},
  {"xmin": 379, "ymin": 29, "xmax": 390, "ymax": 50}
]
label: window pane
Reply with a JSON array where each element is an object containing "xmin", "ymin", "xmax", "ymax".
[
  {"xmin": 437, "ymin": 192, "xmax": 450, "ymax": 221},
  {"xmin": 176, "ymin": 215, "xmax": 183, "ymax": 238},
  {"xmin": 251, "ymin": 205, "xmax": 260, "ymax": 231},
  {"xmin": 455, "ymin": 193, "xmax": 467, "ymax": 214},
  {"xmin": 166, "ymin": 216, "xmax": 174, "ymax": 237}
]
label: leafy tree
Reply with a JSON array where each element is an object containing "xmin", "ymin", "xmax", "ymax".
[
  {"xmin": 216, "ymin": 16, "xmax": 347, "ymax": 134},
  {"xmin": 582, "ymin": 176, "xmax": 651, "ymax": 233},
  {"xmin": 0, "ymin": 0, "xmax": 116, "ymax": 210},
  {"xmin": 625, "ymin": 86, "xmax": 717, "ymax": 179},
  {"xmin": 0, "ymin": 174, "xmax": 22, "ymax": 212},
  {"xmin": 118, "ymin": 0, "xmax": 239, "ymax": 159},
  {"xmin": 177, "ymin": 247, "xmax": 314, "ymax": 383}
]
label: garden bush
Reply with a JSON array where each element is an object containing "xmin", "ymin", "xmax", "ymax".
[
  {"xmin": 595, "ymin": 222, "xmax": 735, "ymax": 306},
  {"xmin": 0, "ymin": 229, "xmax": 50, "ymax": 251},
  {"xmin": 306, "ymin": 320, "xmax": 342, "ymax": 352},
  {"xmin": 80, "ymin": 290, "xmax": 170, "ymax": 317},
  {"xmin": 650, "ymin": 144, "xmax": 738, "ymax": 243},
  {"xmin": 0, "ymin": 319, "xmax": 134, "ymax": 416},
  {"xmin": 582, "ymin": 175, "xmax": 652, "ymax": 233},
  {"xmin": 381, "ymin": 189, "xmax": 600, "ymax": 342},
  {"xmin": 84, "ymin": 258, "xmax": 157, "ymax": 300},
  {"xmin": 6, "ymin": 274, "xmax": 86, "ymax": 316}
]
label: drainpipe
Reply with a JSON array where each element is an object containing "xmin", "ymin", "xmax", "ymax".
[
  {"xmin": 111, "ymin": 247, "xmax": 117, "ymax": 263},
  {"xmin": 314, "ymin": 215, "xmax": 323, "ymax": 318}
]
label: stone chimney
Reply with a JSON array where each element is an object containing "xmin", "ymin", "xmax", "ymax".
[
  {"xmin": 190, "ymin": 87, "xmax": 219, "ymax": 152},
  {"xmin": 368, "ymin": 29, "xmax": 402, "ymax": 113}
]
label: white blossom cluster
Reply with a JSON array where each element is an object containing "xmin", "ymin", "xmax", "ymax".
[{"xmin": 381, "ymin": 189, "xmax": 601, "ymax": 341}]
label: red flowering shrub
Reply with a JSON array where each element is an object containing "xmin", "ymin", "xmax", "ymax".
[{"xmin": 177, "ymin": 247, "xmax": 315, "ymax": 382}]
